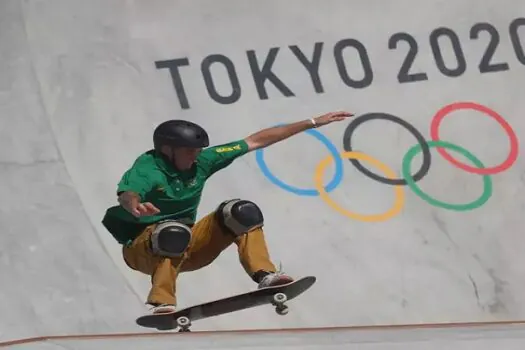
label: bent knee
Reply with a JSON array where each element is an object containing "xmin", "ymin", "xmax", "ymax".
[
  {"xmin": 150, "ymin": 220, "xmax": 192, "ymax": 257},
  {"xmin": 215, "ymin": 198, "xmax": 264, "ymax": 237}
]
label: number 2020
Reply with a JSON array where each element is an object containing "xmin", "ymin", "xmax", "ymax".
[{"xmin": 388, "ymin": 18, "xmax": 525, "ymax": 83}]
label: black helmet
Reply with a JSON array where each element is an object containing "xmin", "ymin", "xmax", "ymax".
[{"xmin": 153, "ymin": 120, "xmax": 209, "ymax": 150}]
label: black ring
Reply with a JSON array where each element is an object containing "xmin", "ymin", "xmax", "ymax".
[{"xmin": 342, "ymin": 112, "xmax": 432, "ymax": 185}]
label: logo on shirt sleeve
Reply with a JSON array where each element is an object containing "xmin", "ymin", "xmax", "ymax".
[{"xmin": 215, "ymin": 144, "xmax": 242, "ymax": 153}]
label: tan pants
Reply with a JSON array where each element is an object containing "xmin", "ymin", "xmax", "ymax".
[{"xmin": 122, "ymin": 211, "xmax": 276, "ymax": 306}]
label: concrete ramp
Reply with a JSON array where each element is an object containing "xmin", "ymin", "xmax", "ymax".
[
  {"xmin": 1, "ymin": 0, "xmax": 524, "ymax": 347},
  {"xmin": 0, "ymin": 0, "xmax": 147, "ymax": 343},
  {"xmin": 2, "ymin": 322, "xmax": 525, "ymax": 349}
]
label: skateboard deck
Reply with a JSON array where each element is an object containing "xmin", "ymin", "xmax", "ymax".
[{"xmin": 136, "ymin": 275, "xmax": 316, "ymax": 331}]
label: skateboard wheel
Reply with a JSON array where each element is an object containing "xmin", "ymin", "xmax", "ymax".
[
  {"xmin": 276, "ymin": 306, "xmax": 289, "ymax": 315},
  {"xmin": 177, "ymin": 316, "xmax": 191, "ymax": 328},
  {"xmin": 273, "ymin": 293, "xmax": 287, "ymax": 304}
]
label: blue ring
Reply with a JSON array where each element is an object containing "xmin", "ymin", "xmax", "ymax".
[{"xmin": 255, "ymin": 127, "xmax": 344, "ymax": 196}]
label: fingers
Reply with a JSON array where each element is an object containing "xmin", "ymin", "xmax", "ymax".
[
  {"xmin": 314, "ymin": 111, "xmax": 354, "ymax": 126},
  {"xmin": 131, "ymin": 202, "xmax": 160, "ymax": 217},
  {"xmin": 130, "ymin": 207, "xmax": 142, "ymax": 217},
  {"xmin": 320, "ymin": 111, "xmax": 354, "ymax": 121},
  {"xmin": 332, "ymin": 111, "xmax": 354, "ymax": 117},
  {"xmin": 143, "ymin": 202, "xmax": 161, "ymax": 215}
]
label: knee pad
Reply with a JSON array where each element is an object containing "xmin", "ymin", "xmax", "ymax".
[
  {"xmin": 150, "ymin": 220, "xmax": 191, "ymax": 257},
  {"xmin": 215, "ymin": 199, "xmax": 264, "ymax": 237}
]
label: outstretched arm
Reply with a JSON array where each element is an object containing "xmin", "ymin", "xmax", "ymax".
[{"xmin": 244, "ymin": 111, "xmax": 353, "ymax": 151}]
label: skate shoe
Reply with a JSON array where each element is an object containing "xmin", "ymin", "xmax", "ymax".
[
  {"xmin": 257, "ymin": 267, "xmax": 294, "ymax": 289},
  {"xmin": 150, "ymin": 303, "xmax": 176, "ymax": 314}
]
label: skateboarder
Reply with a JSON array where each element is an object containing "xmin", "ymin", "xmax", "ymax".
[{"xmin": 101, "ymin": 111, "xmax": 352, "ymax": 315}]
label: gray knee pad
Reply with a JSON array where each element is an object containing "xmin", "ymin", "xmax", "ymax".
[
  {"xmin": 150, "ymin": 220, "xmax": 191, "ymax": 257},
  {"xmin": 215, "ymin": 199, "xmax": 264, "ymax": 237}
]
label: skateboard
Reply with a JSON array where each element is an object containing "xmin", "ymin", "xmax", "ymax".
[{"xmin": 135, "ymin": 275, "xmax": 316, "ymax": 332}]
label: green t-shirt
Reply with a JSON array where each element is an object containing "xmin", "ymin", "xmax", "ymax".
[{"xmin": 101, "ymin": 139, "xmax": 250, "ymax": 244}]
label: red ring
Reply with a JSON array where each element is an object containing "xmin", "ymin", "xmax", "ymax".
[{"xmin": 430, "ymin": 102, "xmax": 519, "ymax": 175}]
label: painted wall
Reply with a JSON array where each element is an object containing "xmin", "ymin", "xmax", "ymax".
[{"xmin": 1, "ymin": 0, "xmax": 523, "ymax": 341}]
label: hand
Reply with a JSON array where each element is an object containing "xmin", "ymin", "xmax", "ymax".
[
  {"xmin": 119, "ymin": 191, "xmax": 160, "ymax": 217},
  {"xmin": 131, "ymin": 202, "xmax": 161, "ymax": 217},
  {"xmin": 312, "ymin": 111, "xmax": 354, "ymax": 127}
]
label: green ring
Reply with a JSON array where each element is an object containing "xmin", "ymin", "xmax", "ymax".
[{"xmin": 402, "ymin": 140, "xmax": 492, "ymax": 211}]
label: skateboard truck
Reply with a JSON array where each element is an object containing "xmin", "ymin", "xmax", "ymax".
[
  {"xmin": 271, "ymin": 292, "xmax": 289, "ymax": 315},
  {"xmin": 176, "ymin": 316, "xmax": 192, "ymax": 332}
]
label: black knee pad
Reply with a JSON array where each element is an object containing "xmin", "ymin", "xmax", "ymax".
[
  {"xmin": 215, "ymin": 199, "xmax": 264, "ymax": 237},
  {"xmin": 150, "ymin": 220, "xmax": 191, "ymax": 257}
]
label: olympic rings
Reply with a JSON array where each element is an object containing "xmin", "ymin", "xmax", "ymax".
[
  {"xmin": 402, "ymin": 140, "xmax": 493, "ymax": 211},
  {"xmin": 343, "ymin": 112, "xmax": 431, "ymax": 185},
  {"xmin": 314, "ymin": 151, "xmax": 405, "ymax": 222},
  {"xmin": 255, "ymin": 127, "xmax": 344, "ymax": 196},
  {"xmin": 255, "ymin": 101, "xmax": 518, "ymax": 221},
  {"xmin": 430, "ymin": 102, "xmax": 519, "ymax": 175}
]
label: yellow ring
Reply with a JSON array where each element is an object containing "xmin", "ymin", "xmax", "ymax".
[{"xmin": 314, "ymin": 151, "xmax": 405, "ymax": 222}]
